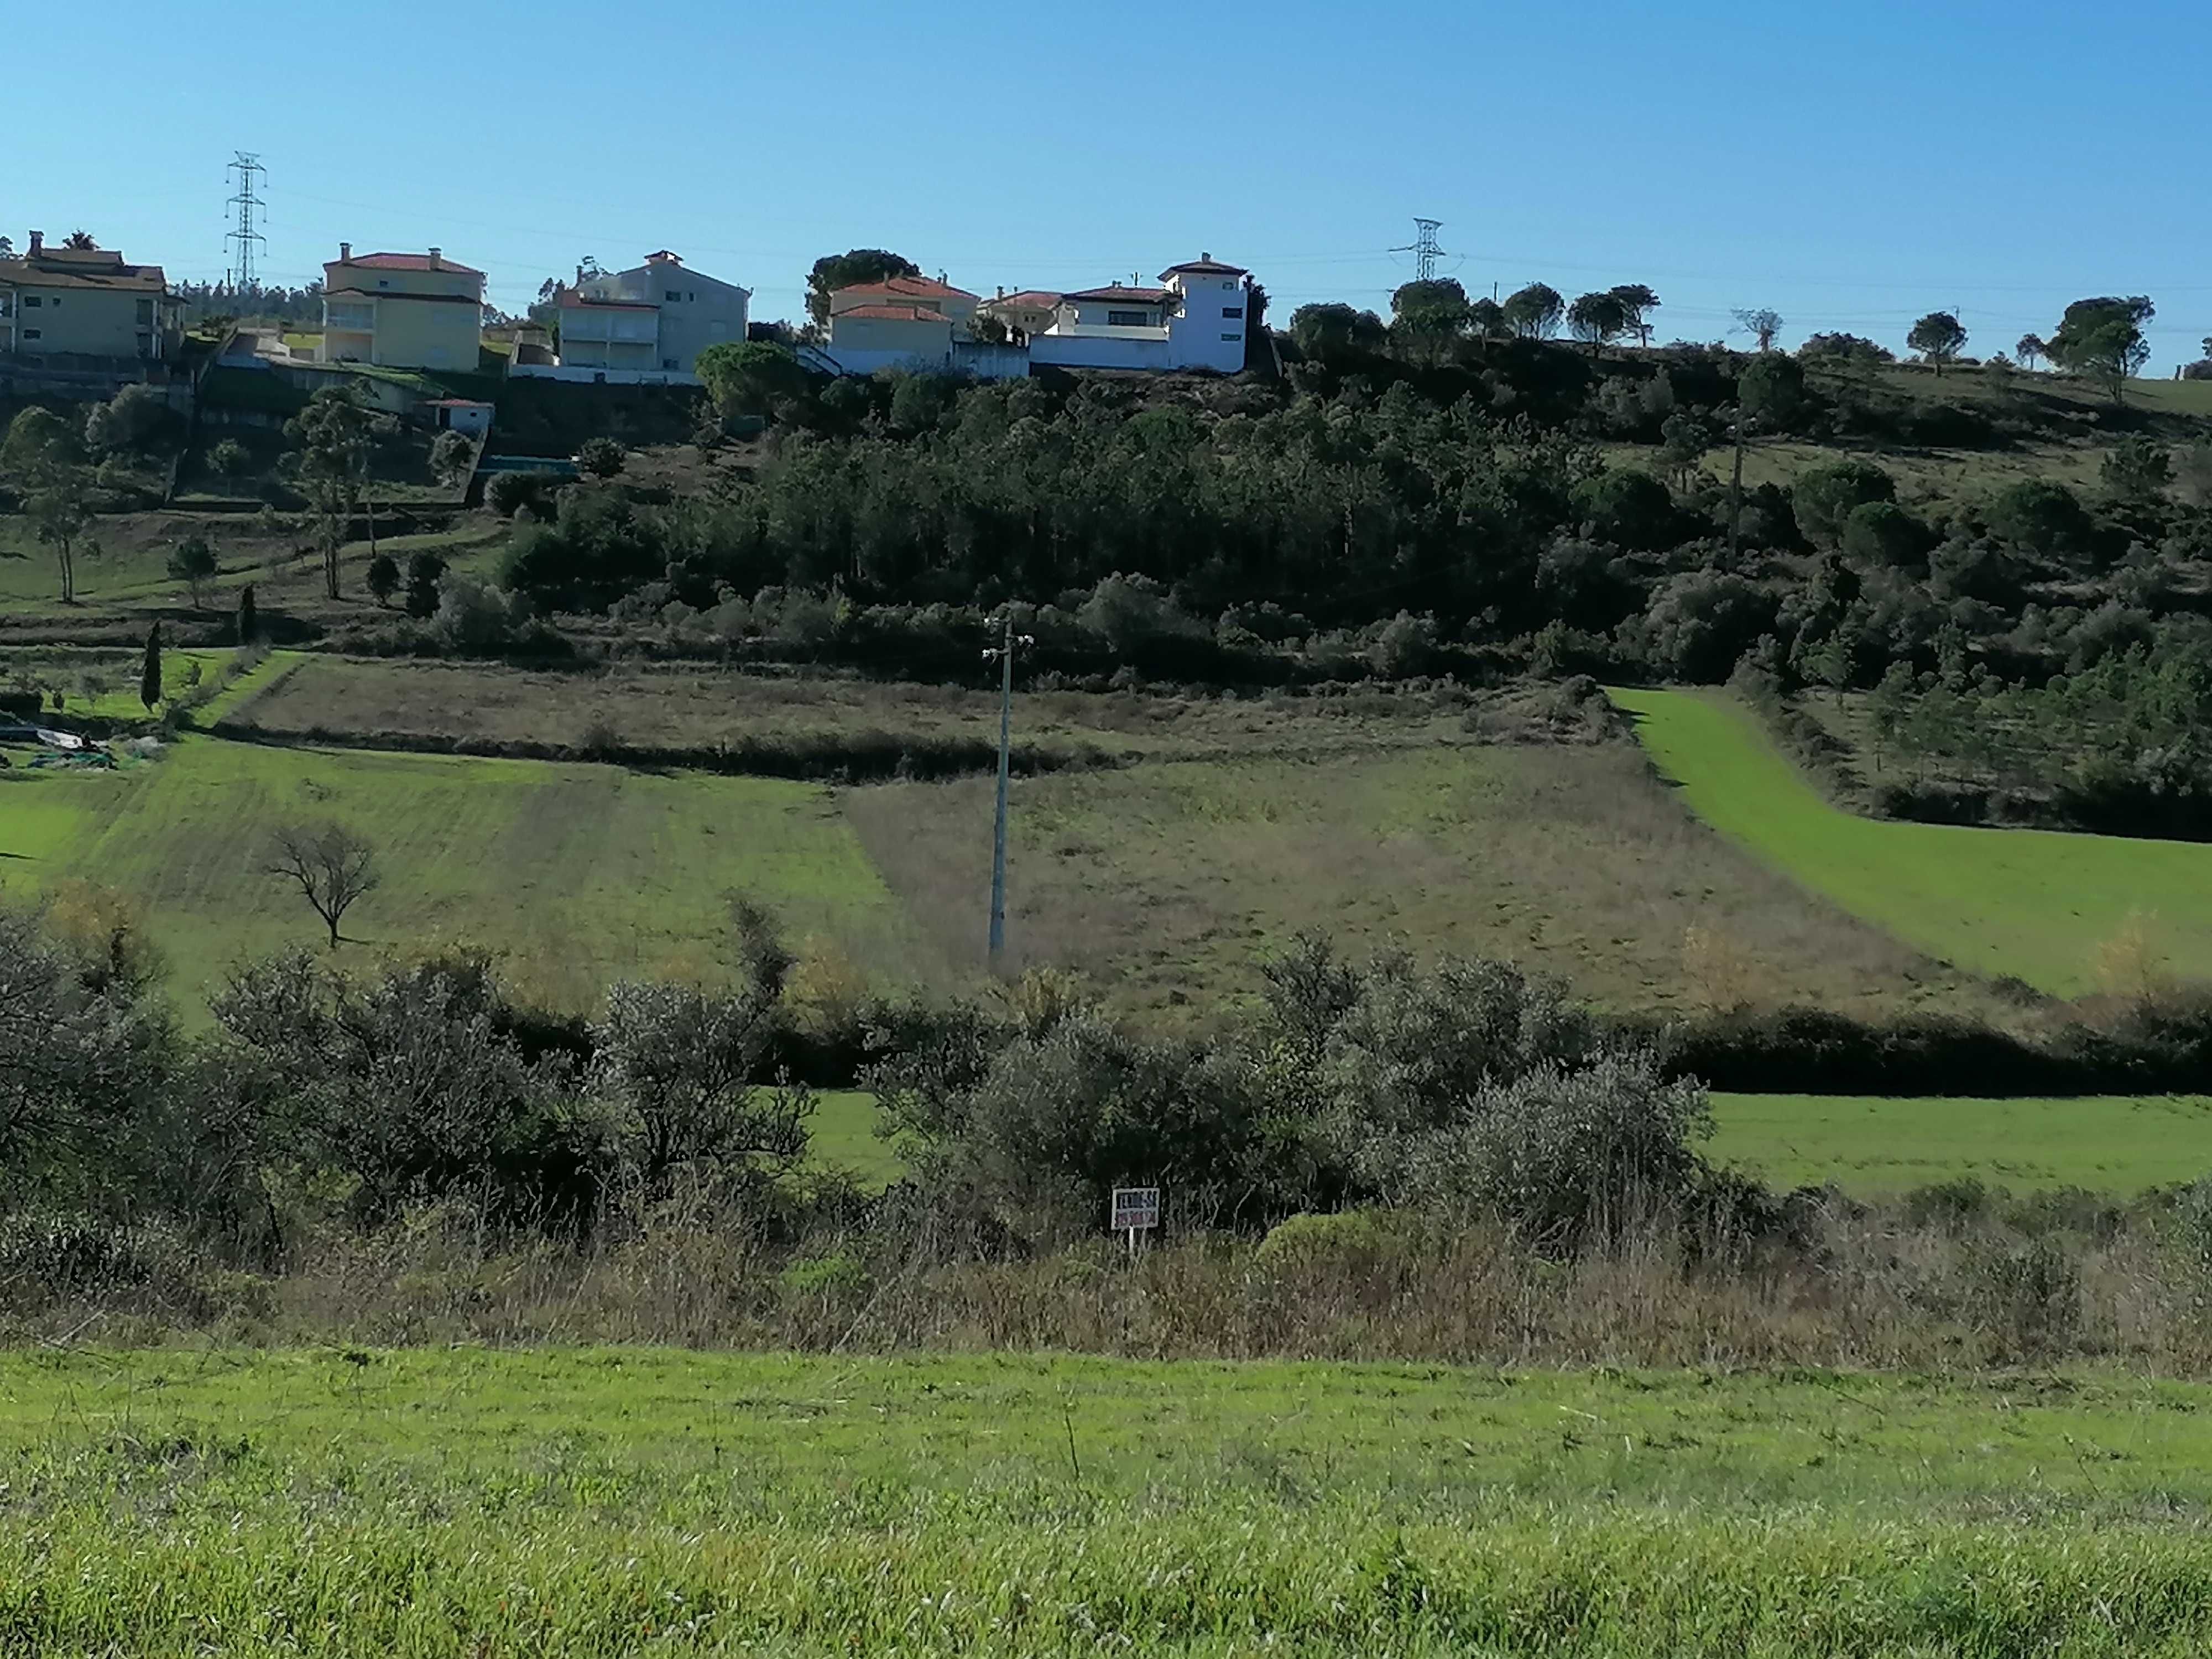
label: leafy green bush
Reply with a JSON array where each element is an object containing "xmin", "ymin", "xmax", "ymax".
[{"xmin": 1373, "ymin": 1052, "xmax": 1713, "ymax": 1248}]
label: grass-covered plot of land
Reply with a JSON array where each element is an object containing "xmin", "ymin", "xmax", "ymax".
[
  {"xmin": 1611, "ymin": 686, "xmax": 2212, "ymax": 996},
  {"xmin": 1710, "ymin": 1092, "xmax": 2212, "ymax": 1193},
  {"xmin": 0, "ymin": 734, "xmax": 915, "ymax": 1012},
  {"xmin": 13, "ymin": 655, "xmax": 1990, "ymax": 1024},
  {"xmin": 821, "ymin": 1089, "xmax": 2212, "ymax": 1196},
  {"xmin": 8, "ymin": 1348, "xmax": 2212, "ymax": 1655}
]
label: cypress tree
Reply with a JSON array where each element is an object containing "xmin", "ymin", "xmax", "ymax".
[
  {"xmin": 237, "ymin": 582, "xmax": 257, "ymax": 645},
  {"xmin": 139, "ymin": 623, "xmax": 162, "ymax": 712}
]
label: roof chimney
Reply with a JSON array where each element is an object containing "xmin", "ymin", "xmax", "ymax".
[
  {"xmin": 1202, "ymin": 251, "xmax": 1211, "ymax": 261},
  {"xmin": 28, "ymin": 231, "xmax": 43, "ymax": 257},
  {"xmin": 995, "ymin": 284, "xmax": 1005, "ymax": 299},
  {"xmin": 428, "ymin": 247, "xmax": 442, "ymax": 270},
  {"xmin": 339, "ymin": 241, "xmax": 351, "ymax": 262}
]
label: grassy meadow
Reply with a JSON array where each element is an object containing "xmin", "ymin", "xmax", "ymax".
[
  {"xmin": 0, "ymin": 729, "xmax": 920, "ymax": 1014},
  {"xmin": 6, "ymin": 653, "xmax": 1991, "ymax": 1024},
  {"xmin": 818, "ymin": 1087, "xmax": 2212, "ymax": 1196},
  {"xmin": 8, "ymin": 1348, "xmax": 2212, "ymax": 1655},
  {"xmin": 0, "ymin": 511, "xmax": 505, "ymax": 623},
  {"xmin": 1611, "ymin": 686, "xmax": 2212, "ymax": 997},
  {"xmin": 1709, "ymin": 1092, "xmax": 2212, "ymax": 1193}
]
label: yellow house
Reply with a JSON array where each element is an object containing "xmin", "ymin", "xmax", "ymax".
[
  {"xmin": 0, "ymin": 231, "xmax": 179, "ymax": 359},
  {"xmin": 320, "ymin": 243, "xmax": 483, "ymax": 371}
]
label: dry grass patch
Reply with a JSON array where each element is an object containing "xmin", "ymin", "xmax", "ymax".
[{"xmin": 845, "ymin": 742, "xmax": 1986, "ymax": 1025}]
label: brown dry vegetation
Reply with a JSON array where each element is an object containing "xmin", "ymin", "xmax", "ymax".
[
  {"xmin": 32, "ymin": 1195, "xmax": 2191, "ymax": 1374},
  {"xmin": 223, "ymin": 654, "xmax": 1535, "ymax": 763},
  {"xmin": 846, "ymin": 742, "xmax": 1991, "ymax": 1025}
]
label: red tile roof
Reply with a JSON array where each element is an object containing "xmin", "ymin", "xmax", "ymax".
[
  {"xmin": 987, "ymin": 290, "xmax": 1063, "ymax": 309},
  {"xmin": 1063, "ymin": 284, "xmax": 1172, "ymax": 304},
  {"xmin": 835, "ymin": 275, "xmax": 977, "ymax": 302},
  {"xmin": 836, "ymin": 304, "xmax": 955, "ymax": 324},
  {"xmin": 341, "ymin": 251, "xmax": 486, "ymax": 278},
  {"xmin": 1161, "ymin": 257, "xmax": 1248, "ymax": 278},
  {"xmin": 324, "ymin": 287, "xmax": 482, "ymax": 305},
  {"xmin": 560, "ymin": 294, "xmax": 658, "ymax": 311},
  {"xmin": 2, "ymin": 252, "xmax": 169, "ymax": 294}
]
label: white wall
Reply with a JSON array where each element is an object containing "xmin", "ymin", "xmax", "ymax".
[
  {"xmin": 813, "ymin": 345, "xmax": 952, "ymax": 377},
  {"xmin": 1165, "ymin": 271, "xmax": 1248, "ymax": 373},
  {"xmin": 509, "ymin": 362, "xmax": 702, "ymax": 387},
  {"xmin": 1031, "ymin": 334, "xmax": 1173, "ymax": 372}
]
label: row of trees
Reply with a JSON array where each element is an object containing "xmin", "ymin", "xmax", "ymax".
[
  {"xmin": 1282, "ymin": 284, "xmax": 2166, "ymax": 403},
  {"xmin": 7, "ymin": 888, "xmax": 1714, "ymax": 1256}
]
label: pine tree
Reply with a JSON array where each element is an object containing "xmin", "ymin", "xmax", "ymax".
[
  {"xmin": 139, "ymin": 624, "xmax": 162, "ymax": 712},
  {"xmin": 237, "ymin": 583, "xmax": 257, "ymax": 645}
]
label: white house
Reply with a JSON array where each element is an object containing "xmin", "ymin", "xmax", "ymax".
[
  {"xmin": 1031, "ymin": 254, "xmax": 1250, "ymax": 374},
  {"xmin": 521, "ymin": 250, "xmax": 749, "ymax": 384}
]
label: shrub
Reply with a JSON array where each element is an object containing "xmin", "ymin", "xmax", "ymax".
[
  {"xmin": 1571, "ymin": 467, "xmax": 1676, "ymax": 550},
  {"xmin": 1841, "ymin": 500, "xmax": 1930, "ymax": 570},
  {"xmin": 1374, "ymin": 1052, "xmax": 1713, "ymax": 1248},
  {"xmin": 429, "ymin": 430, "xmax": 474, "ymax": 486},
  {"xmin": 1986, "ymin": 479, "xmax": 2090, "ymax": 560},
  {"xmin": 1253, "ymin": 1209, "xmax": 1399, "ymax": 1275},
  {"xmin": 577, "ymin": 436, "xmax": 627, "ymax": 477},
  {"xmin": 486, "ymin": 469, "xmax": 561, "ymax": 518}
]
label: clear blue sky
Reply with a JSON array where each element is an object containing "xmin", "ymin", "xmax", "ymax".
[{"xmin": 15, "ymin": 1, "xmax": 2211, "ymax": 369}]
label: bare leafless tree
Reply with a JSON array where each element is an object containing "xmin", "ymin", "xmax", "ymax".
[
  {"xmin": 1731, "ymin": 307, "xmax": 1785, "ymax": 353},
  {"xmin": 270, "ymin": 823, "xmax": 379, "ymax": 948}
]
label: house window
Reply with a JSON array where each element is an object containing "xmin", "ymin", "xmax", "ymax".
[
  {"xmin": 1222, "ymin": 332, "xmax": 1240, "ymax": 342},
  {"xmin": 23, "ymin": 295, "xmax": 40, "ymax": 307},
  {"xmin": 377, "ymin": 279, "xmax": 389, "ymax": 288},
  {"xmin": 137, "ymin": 333, "xmax": 152, "ymax": 356},
  {"xmin": 1223, "ymin": 280, "xmax": 1235, "ymax": 289},
  {"xmin": 136, "ymin": 298, "xmax": 154, "ymax": 324},
  {"xmin": 666, "ymin": 290, "xmax": 681, "ymax": 302},
  {"xmin": 661, "ymin": 357, "xmax": 677, "ymax": 370},
  {"xmin": 1107, "ymin": 309, "xmax": 1150, "ymax": 327},
  {"xmin": 1222, "ymin": 306, "xmax": 1243, "ymax": 319},
  {"xmin": 22, "ymin": 328, "xmax": 40, "ymax": 340}
]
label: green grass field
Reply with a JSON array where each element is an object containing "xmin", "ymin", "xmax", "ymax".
[
  {"xmin": 1, "ymin": 643, "xmax": 238, "ymax": 719},
  {"xmin": 7, "ymin": 1348, "xmax": 2212, "ymax": 1654},
  {"xmin": 803, "ymin": 1089, "xmax": 902, "ymax": 1187},
  {"xmin": 0, "ymin": 731, "xmax": 920, "ymax": 1014},
  {"xmin": 810, "ymin": 1089, "xmax": 2212, "ymax": 1195},
  {"xmin": 1611, "ymin": 687, "xmax": 2212, "ymax": 997},
  {"xmin": 1710, "ymin": 1092, "xmax": 2212, "ymax": 1192}
]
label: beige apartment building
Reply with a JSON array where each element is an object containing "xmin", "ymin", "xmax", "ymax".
[
  {"xmin": 320, "ymin": 243, "xmax": 484, "ymax": 371},
  {"xmin": 0, "ymin": 231, "xmax": 179, "ymax": 359}
]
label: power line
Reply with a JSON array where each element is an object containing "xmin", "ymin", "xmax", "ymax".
[{"xmin": 225, "ymin": 152, "xmax": 267, "ymax": 289}]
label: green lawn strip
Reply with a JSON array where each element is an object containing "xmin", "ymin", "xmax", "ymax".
[
  {"xmin": 0, "ymin": 734, "xmax": 916, "ymax": 1015},
  {"xmin": 1609, "ymin": 686, "xmax": 2212, "ymax": 995},
  {"xmin": 802, "ymin": 1088, "xmax": 902, "ymax": 1187},
  {"xmin": 809, "ymin": 1091, "xmax": 2212, "ymax": 1196},
  {"xmin": 6, "ymin": 1350, "xmax": 2212, "ymax": 1653},
  {"xmin": 1710, "ymin": 1092, "xmax": 2212, "ymax": 1193}
]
